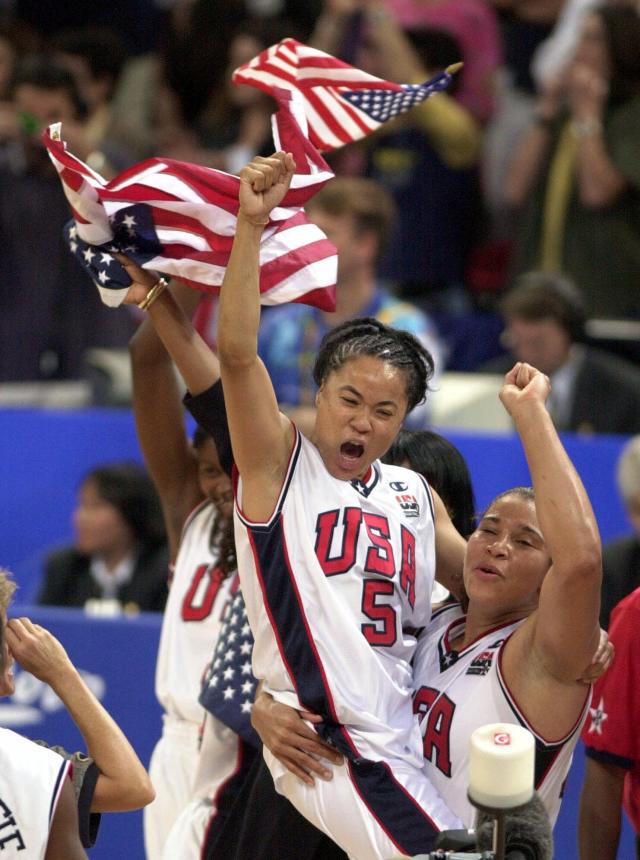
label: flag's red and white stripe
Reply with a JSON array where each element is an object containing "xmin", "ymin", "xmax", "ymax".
[
  {"xmin": 234, "ymin": 38, "xmax": 404, "ymax": 152},
  {"xmin": 44, "ymin": 93, "xmax": 337, "ymax": 310}
]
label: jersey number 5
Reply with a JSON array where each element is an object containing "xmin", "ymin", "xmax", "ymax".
[{"xmin": 315, "ymin": 508, "xmax": 417, "ymax": 646}]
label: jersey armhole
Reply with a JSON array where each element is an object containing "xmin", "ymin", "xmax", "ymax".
[
  {"xmin": 48, "ymin": 759, "xmax": 73, "ymax": 827},
  {"xmin": 235, "ymin": 423, "xmax": 301, "ymax": 530}
]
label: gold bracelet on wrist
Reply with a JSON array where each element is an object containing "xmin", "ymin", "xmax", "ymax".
[{"xmin": 137, "ymin": 277, "xmax": 169, "ymax": 311}]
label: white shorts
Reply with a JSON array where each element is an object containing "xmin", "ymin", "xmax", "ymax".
[
  {"xmin": 144, "ymin": 715, "xmax": 201, "ymax": 860},
  {"xmin": 157, "ymin": 713, "xmax": 246, "ymax": 860},
  {"xmin": 162, "ymin": 798, "xmax": 213, "ymax": 860},
  {"xmin": 264, "ymin": 747, "xmax": 462, "ymax": 860}
]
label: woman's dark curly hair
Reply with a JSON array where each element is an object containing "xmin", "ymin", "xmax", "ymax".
[
  {"xmin": 192, "ymin": 428, "xmax": 236, "ymax": 578},
  {"xmin": 208, "ymin": 516, "xmax": 236, "ymax": 578},
  {"xmin": 313, "ymin": 317, "xmax": 435, "ymax": 414}
]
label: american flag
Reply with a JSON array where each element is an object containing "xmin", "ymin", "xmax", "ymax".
[
  {"xmin": 233, "ymin": 37, "xmax": 461, "ymax": 152},
  {"xmin": 199, "ymin": 587, "xmax": 260, "ymax": 748},
  {"xmin": 43, "ymin": 91, "xmax": 338, "ymax": 310}
]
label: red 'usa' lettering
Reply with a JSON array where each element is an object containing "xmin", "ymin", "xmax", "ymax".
[
  {"xmin": 314, "ymin": 508, "xmax": 363, "ymax": 576},
  {"xmin": 413, "ymin": 686, "xmax": 455, "ymax": 777},
  {"xmin": 363, "ymin": 513, "xmax": 396, "ymax": 577},
  {"xmin": 181, "ymin": 563, "xmax": 226, "ymax": 621}
]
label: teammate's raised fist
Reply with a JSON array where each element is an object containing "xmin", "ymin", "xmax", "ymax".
[
  {"xmin": 238, "ymin": 152, "xmax": 296, "ymax": 227},
  {"xmin": 499, "ymin": 361, "xmax": 551, "ymax": 416}
]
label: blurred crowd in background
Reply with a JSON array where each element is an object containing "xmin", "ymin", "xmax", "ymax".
[
  {"xmin": 2, "ymin": 7, "xmax": 640, "ymax": 850},
  {"xmin": 0, "ymin": 0, "xmax": 639, "ymax": 408}
]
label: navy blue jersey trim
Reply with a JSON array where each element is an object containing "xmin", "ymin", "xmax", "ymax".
[
  {"xmin": 584, "ymin": 747, "xmax": 633, "ymax": 770},
  {"xmin": 49, "ymin": 760, "xmax": 70, "ymax": 824},
  {"xmin": 249, "ymin": 516, "xmax": 441, "ymax": 853},
  {"xmin": 350, "ymin": 463, "xmax": 380, "ymax": 498},
  {"xmin": 347, "ymin": 759, "xmax": 440, "ymax": 855},
  {"xmin": 248, "ymin": 516, "xmax": 339, "ymax": 722}
]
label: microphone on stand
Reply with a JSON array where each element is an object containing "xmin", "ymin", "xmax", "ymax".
[
  {"xmin": 475, "ymin": 792, "xmax": 552, "ymax": 860},
  {"xmin": 414, "ymin": 723, "xmax": 553, "ymax": 859},
  {"xmin": 467, "ymin": 723, "xmax": 538, "ymax": 860},
  {"xmin": 431, "ymin": 793, "xmax": 552, "ymax": 860}
]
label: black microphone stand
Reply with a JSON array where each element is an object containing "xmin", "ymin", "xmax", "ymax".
[{"xmin": 467, "ymin": 793, "xmax": 532, "ymax": 860}]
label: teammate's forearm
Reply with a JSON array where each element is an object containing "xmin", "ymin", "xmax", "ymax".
[
  {"xmin": 512, "ymin": 401, "xmax": 600, "ymax": 571},
  {"xmin": 217, "ymin": 216, "xmax": 264, "ymax": 368},
  {"xmin": 51, "ymin": 666, "xmax": 153, "ymax": 811},
  {"xmin": 146, "ymin": 288, "xmax": 220, "ymax": 396}
]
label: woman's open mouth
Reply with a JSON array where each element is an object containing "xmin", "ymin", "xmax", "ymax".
[
  {"xmin": 340, "ymin": 441, "xmax": 364, "ymax": 462},
  {"xmin": 474, "ymin": 565, "xmax": 503, "ymax": 581}
]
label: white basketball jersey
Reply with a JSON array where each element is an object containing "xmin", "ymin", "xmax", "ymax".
[
  {"xmin": 155, "ymin": 501, "xmax": 236, "ymax": 723},
  {"xmin": 412, "ymin": 605, "xmax": 590, "ymax": 827},
  {"xmin": 234, "ymin": 430, "xmax": 436, "ymax": 766},
  {"xmin": 0, "ymin": 728, "xmax": 70, "ymax": 858}
]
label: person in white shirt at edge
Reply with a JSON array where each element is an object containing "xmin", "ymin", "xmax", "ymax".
[
  {"xmin": 0, "ymin": 569, "xmax": 154, "ymax": 859},
  {"xmin": 254, "ymin": 358, "xmax": 604, "ymax": 832}
]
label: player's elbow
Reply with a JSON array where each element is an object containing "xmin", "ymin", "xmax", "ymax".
[
  {"xmin": 218, "ymin": 339, "xmax": 258, "ymax": 372},
  {"xmin": 128, "ymin": 772, "xmax": 156, "ymax": 809},
  {"xmin": 567, "ymin": 545, "xmax": 602, "ymax": 585},
  {"xmin": 92, "ymin": 772, "xmax": 155, "ymax": 813},
  {"xmin": 120, "ymin": 768, "xmax": 155, "ymax": 810}
]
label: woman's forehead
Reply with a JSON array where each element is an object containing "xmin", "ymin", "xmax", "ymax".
[{"xmin": 483, "ymin": 495, "xmax": 538, "ymax": 525}]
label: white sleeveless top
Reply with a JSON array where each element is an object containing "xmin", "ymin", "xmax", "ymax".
[
  {"xmin": 234, "ymin": 429, "xmax": 436, "ymax": 766},
  {"xmin": 0, "ymin": 728, "xmax": 70, "ymax": 858},
  {"xmin": 155, "ymin": 500, "xmax": 236, "ymax": 723},
  {"xmin": 413, "ymin": 604, "xmax": 590, "ymax": 827}
]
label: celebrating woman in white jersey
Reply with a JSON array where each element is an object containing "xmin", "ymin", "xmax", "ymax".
[
  {"xmin": 411, "ymin": 361, "xmax": 601, "ymax": 827},
  {"xmin": 204, "ymin": 152, "xmax": 467, "ymax": 859}
]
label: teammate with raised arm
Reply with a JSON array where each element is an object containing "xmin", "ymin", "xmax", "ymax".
[
  {"xmin": 128, "ymin": 282, "xmax": 246, "ymax": 859},
  {"xmin": 213, "ymin": 151, "xmax": 465, "ymax": 858},
  {"xmin": 409, "ymin": 361, "xmax": 602, "ymax": 826}
]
